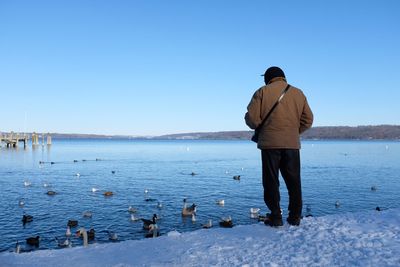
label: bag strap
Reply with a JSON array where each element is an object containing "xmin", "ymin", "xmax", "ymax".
[{"xmin": 256, "ymin": 84, "xmax": 291, "ymax": 130}]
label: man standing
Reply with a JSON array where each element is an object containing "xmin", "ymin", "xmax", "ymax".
[{"xmin": 245, "ymin": 66, "xmax": 313, "ymax": 227}]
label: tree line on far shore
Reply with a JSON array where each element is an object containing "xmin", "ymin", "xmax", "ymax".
[
  {"xmin": 157, "ymin": 125, "xmax": 400, "ymax": 140},
  {"xmin": 2, "ymin": 125, "xmax": 399, "ymax": 141}
]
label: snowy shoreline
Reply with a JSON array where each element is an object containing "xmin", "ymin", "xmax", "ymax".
[{"xmin": 1, "ymin": 209, "xmax": 399, "ymax": 267}]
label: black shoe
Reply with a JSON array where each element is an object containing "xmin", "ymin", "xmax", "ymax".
[
  {"xmin": 286, "ymin": 216, "xmax": 301, "ymax": 226},
  {"xmin": 263, "ymin": 213, "xmax": 283, "ymax": 227}
]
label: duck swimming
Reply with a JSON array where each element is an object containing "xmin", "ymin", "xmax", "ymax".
[
  {"xmin": 233, "ymin": 175, "xmax": 241, "ymax": 180},
  {"xmin": 104, "ymin": 191, "xmax": 114, "ymax": 197},
  {"xmin": 46, "ymin": 190, "xmax": 57, "ymax": 196},
  {"xmin": 82, "ymin": 211, "xmax": 93, "ymax": 218},
  {"xmin": 182, "ymin": 198, "xmax": 197, "ymax": 216},
  {"xmin": 130, "ymin": 214, "xmax": 140, "ymax": 222},
  {"xmin": 22, "ymin": 214, "xmax": 33, "ymax": 224},
  {"xmin": 107, "ymin": 230, "xmax": 118, "ymax": 241},
  {"xmin": 219, "ymin": 216, "xmax": 233, "ymax": 228},
  {"xmin": 55, "ymin": 237, "xmax": 72, "ymax": 248},
  {"xmin": 66, "ymin": 226, "xmax": 72, "ymax": 237},
  {"xmin": 26, "ymin": 236, "xmax": 40, "ymax": 247},
  {"xmin": 67, "ymin": 220, "xmax": 78, "ymax": 228},
  {"xmin": 250, "ymin": 208, "xmax": 260, "ymax": 214},
  {"xmin": 141, "ymin": 214, "xmax": 158, "ymax": 230},
  {"xmin": 202, "ymin": 219, "xmax": 213, "ymax": 229},
  {"xmin": 128, "ymin": 206, "xmax": 137, "ymax": 213},
  {"xmin": 216, "ymin": 199, "xmax": 225, "ymax": 206}
]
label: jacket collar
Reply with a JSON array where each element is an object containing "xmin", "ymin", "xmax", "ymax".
[{"xmin": 268, "ymin": 77, "xmax": 286, "ymax": 84}]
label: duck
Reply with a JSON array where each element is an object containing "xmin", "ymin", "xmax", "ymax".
[
  {"xmin": 67, "ymin": 220, "xmax": 78, "ymax": 228},
  {"xmin": 371, "ymin": 186, "xmax": 377, "ymax": 191},
  {"xmin": 219, "ymin": 216, "xmax": 233, "ymax": 228},
  {"xmin": 76, "ymin": 173, "xmax": 81, "ymax": 177},
  {"xmin": 128, "ymin": 206, "xmax": 137, "ymax": 213},
  {"xmin": 55, "ymin": 237, "xmax": 72, "ymax": 248},
  {"xmin": 26, "ymin": 236, "xmax": 40, "ymax": 247},
  {"xmin": 107, "ymin": 230, "xmax": 118, "ymax": 241},
  {"xmin": 190, "ymin": 172, "xmax": 197, "ymax": 176},
  {"xmin": 250, "ymin": 208, "xmax": 260, "ymax": 214},
  {"xmin": 88, "ymin": 229, "xmax": 96, "ymax": 241},
  {"xmin": 182, "ymin": 198, "xmax": 197, "ymax": 216},
  {"xmin": 250, "ymin": 208, "xmax": 260, "ymax": 219},
  {"xmin": 233, "ymin": 175, "xmax": 241, "ymax": 180},
  {"xmin": 141, "ymin": 214, "xmax": 158, "ymax": 230},
  {"xmin": 335, "ymin": 200, "xmax": 340, "ymax": 208},
  {"xmin": 111, "ymin": 171, "xmax": 116, "ymax": 174},
  {"xmin": 22, "ymin": 214, "xmax": 33, "ymax": 224},
  {"xmin": 66, "ymin": 226, "xmax": 72, "ymax": 237},
  {"xmin": 46, "ymin": 190, "xmax": 57, "ymax": 196},
  {"xmin": 216, "ymin": 199, "xmax": 225, "ymax": 206},
  {"xmin": 130, "ymin": 214, "xmax": 140, "ymax": 222},
  {"xmin": 24, "ymin": 181, "xmax": 32, "ymax": 187},
  {"xmin": 104, "ymin": 191, "xmax": 114, "ymax": 197},
  {"xmin": 202, "ymin": 219, "xmax": 213, "ymax": 229},
  {"xmin": 145, "ymin": 223, "xmax": 160, "ymax": 238},
  {"xmin": 82, "ymin": 211, "xmax": 93, "ymax": 218},
  {"xmin": 73, "ymin": 160, "xmax": 78, "ymax": 163}
]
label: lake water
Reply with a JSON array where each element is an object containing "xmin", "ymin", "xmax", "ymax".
[{"xmin": 1, "ymin": 139, "xmax": 399, "ymax": 252}]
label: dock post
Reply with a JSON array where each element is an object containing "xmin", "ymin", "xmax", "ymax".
[{"xmin": 47, "ymin": 133, "xmax": 52, "ymax": 146}]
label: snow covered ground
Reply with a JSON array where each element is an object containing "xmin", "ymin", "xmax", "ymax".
[{"xmin": 1, "ymin": 208, "xmax": 399, "ymax": 267}]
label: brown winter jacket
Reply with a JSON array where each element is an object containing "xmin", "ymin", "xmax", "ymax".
[{"xmin": 245, "ymin": 78, "xmax": 313, "ymax": 149}]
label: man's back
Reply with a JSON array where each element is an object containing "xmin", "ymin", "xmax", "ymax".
[{"xmin": 245, "ymin": 79, "xmax": 313, "ymax": 149}]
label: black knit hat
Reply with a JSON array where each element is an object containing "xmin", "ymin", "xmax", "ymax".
[{"xmin": 262, "ymin": 66, "xmax": 286, "ymax": 84}]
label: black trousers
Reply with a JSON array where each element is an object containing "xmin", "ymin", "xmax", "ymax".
[{"xmin": 261, "ymin": 149, "xmax": 302, "ymax": 218}]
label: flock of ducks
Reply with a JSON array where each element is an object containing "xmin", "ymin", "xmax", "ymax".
[
  {"xmin": 15, "ymin": 161, "xmax": 382, "ymax": 254},
  {"xmin": 16, "ymin": 170, "xmax": 247, "ymax": 254}
]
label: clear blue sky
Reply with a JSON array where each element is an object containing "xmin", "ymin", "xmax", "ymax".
[{"xmin": 1, "ymin": 0, "xmax": 399, "ymax": 135}]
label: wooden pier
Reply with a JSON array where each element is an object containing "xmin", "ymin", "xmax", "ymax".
[
  {"xmin": 0, "ymin": 132, "xmax": 29, "ymax": 148},
  {"xmin": 0, "ymin": 132, "xmax": 52, "ymax": 148}
]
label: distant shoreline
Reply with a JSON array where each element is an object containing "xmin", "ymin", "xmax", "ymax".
[{"xmin": 1, "ymin": 125, "xmax": 400, "ymax": 141}]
